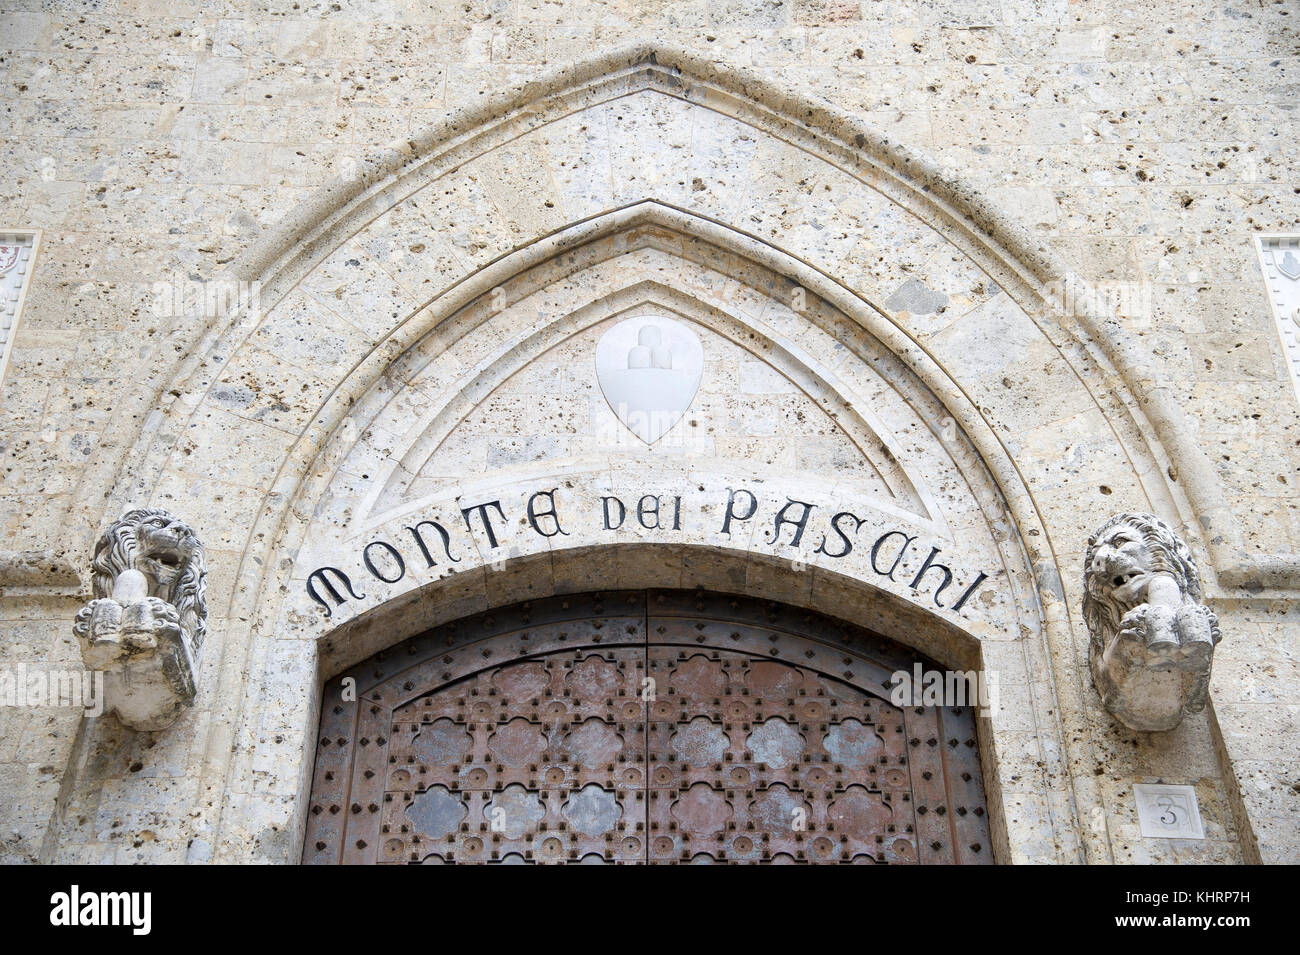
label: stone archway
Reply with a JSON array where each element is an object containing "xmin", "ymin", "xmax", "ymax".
[
  {"xmin": 305, "ymin": 590, "xmax": 992, "ymax": 865},
  {"xmin": 44, "ymin": 46, "xmax": 1256, "ymax": 868}
]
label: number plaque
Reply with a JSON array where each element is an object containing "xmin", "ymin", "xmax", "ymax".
[{"xmin": 1133, "ymin": 783, "xmax": 1205, "ymax": 840}]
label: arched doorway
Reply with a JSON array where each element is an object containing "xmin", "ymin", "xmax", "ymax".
[{"xmin": 303, "ymin": 589, "xmax": 991, "ymax": 864}]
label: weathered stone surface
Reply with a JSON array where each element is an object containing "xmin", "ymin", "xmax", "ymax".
[{"xmin": 0, "ymin": 5, "xmax": 1296, "ymax": 866}]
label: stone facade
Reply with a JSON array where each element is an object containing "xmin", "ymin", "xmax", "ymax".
[{"xmin": 0, "ymin": 1, "xmax": 1297, "ymax": 864}]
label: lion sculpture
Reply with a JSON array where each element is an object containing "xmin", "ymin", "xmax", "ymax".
[
  {"xmin": 73, "ymin": 508, "xmax": 207, "ymax": 731},
  {"xmin": 1082, "ymin": 513, "xmax": 1221, "ymax": 731}
]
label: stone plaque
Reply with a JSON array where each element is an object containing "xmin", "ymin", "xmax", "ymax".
[
  {"xmin": 0, "ymin": 231, "xmax": 38, "ymax": 386},
  {"xmin": 1133, "ymin": 783, "xmax": 1204, "ymax": 840},
  {"xmin": 595, "ymin": 315, "xmax": 704, "ymax": 445},
  {"xmin": 1255, "ymin": 236, "xmax": 1300, "ymax": 408}
]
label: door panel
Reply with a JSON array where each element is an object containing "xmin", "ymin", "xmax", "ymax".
[
  {"xmin": 645, "ymin": 646, "xmax": 914, "ymax": 863},
  {"xmin": 383, "ymin": 647, "xmax": 644, "ymax": 864}
]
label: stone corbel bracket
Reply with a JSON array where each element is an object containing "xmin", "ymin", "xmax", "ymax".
[
  {"xmin": 72, "ymin": 508, "xmax": 208, "ymax": 731},
  {"xmin": 1083, "ymin": 513, "xmax": 1222, "ymax": 732}
]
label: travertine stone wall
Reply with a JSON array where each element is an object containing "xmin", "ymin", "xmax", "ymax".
[{"xmin": 0, "ymin": 1, "xmax": 1296, "ymax": 864}]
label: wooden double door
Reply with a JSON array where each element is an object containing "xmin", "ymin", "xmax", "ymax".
[{"xmin": 303, "ymin": 590, "xmax": 991, "ymax": 864}]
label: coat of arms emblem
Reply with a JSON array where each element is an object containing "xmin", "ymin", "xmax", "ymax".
[
  {"xmin": 1273, "ymin": 248, "xmax": 1300, "ymax": 281},
  {"xmin": 595, "ymin": 315, "xmax": 704, "ymax": 445},
  {"xmin": 0, "ymin": 246, "xmax": 19, "ymax": 275}
]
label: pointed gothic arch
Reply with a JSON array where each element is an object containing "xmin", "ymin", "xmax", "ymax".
[{"xmin": 50, "ymin": 45, "xmax": 1263, "ymax": 865}]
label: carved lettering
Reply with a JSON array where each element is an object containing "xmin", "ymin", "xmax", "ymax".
[
  {"xmin": 638, "ymin": 494, "xmax": 661, "ymax": 530},
  {"xmin": 870, "ymin": 531, "xmax": 916, "ymax": 580},
  {"xmin": 951, "ymin": 572, "xmax": 989, "ymax": 612},
  {"xmin": 816, "ymin": 510, "xmax": 866, "ymax": 558},
  {"xmin": 306, "ymin": 566, "xmax": 367, "ymax": 617},
  {"xmin": 363, "ymin": 540, "xmax": 406, "ymax": 584},
  {"xmin": 909, "ymin": 546, "xmax": 954, "ymax": 607},
  {"xmin": 406, "ymin": 520, "xmax": 460, "ymax": 567},
  {"xmin": 602, "ymin": 496, "xmax": 626, "ymax": 530},
  {"xmin": 526, "ymin": 489, "xmax": 568, "ymax": 538},
  {"xmin": 461, "ymin": 499, "xmax": 507, "ymax": 549},
  {"xmin": 721, "ymin": 487, "xmax": 758, "ymax": 536},
  {"xmin": 768, "ymin": 497, "xmax": 816, "ymax": 548},
  {"xmin": 303, "ymin": 487, "xmax": 998, "ymax": 626}
]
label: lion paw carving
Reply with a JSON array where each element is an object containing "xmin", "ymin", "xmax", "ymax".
[
  {"xmin": 73, "ymin": 509, "xmax": 207, "ymax": 731},
  {"xmin": 1083, "ymin": 513, "xmax": 1221, "ymax": 732}
]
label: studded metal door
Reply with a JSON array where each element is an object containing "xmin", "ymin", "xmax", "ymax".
[{"xmin": 303, "ymin": 590, "xmax": 992, "ymax": 864}]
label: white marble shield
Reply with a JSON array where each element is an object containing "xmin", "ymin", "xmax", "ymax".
[
  {"xmin": 595, "ymin": 315, "xmax": 704, "ymax": 444},
  {"xmin": 1273, "ymin": 248, "xmax": 1300, "ymax": 281}
]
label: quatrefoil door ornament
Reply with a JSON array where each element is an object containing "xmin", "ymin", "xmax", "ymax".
[{"xmin": 595, "ymin": 315, "xmax": 704, "ymax": 445}]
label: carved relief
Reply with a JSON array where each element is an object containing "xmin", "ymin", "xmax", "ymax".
[
  {"xmin": 0, "ymin": 233, "xmax": 37, "ymax": 386},
  {"xmin": 1256, "ymin": 236, "xmax": 1300, "ymax": 409},
  {"xmin": 594, "ymin": 315, "xmax": 704, "ymax": 444},
  {"xmin": 1083, "ymin": 513, "xmax": 1221, "ymax": 732},
  {"xmin": 73, "ymin": 509, "xmax": 208, "ymax": 731}
]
